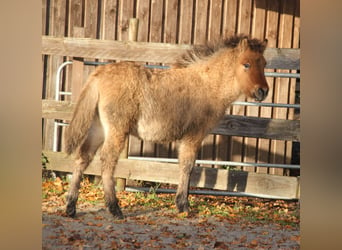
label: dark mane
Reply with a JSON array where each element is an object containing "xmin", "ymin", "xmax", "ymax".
[{"xmin": 175, "ymin": 34, "xmax": 267, "ymax": 67}]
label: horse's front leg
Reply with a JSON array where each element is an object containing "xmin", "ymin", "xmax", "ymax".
[{"xmin": 175, "ymin": 139, "xmax": 201, "ymax": 213}]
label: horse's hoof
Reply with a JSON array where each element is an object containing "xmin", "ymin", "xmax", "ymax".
[
  {"xmin": 108, "ymin": 203, "xmax": 124, "ymax": 219},
  {"xmin": 175, "ymin": 196, "xmax": 190, "ymax": 213},
  {"xmin": 110, "ymin": 209, "xmax": 124, "ymax": 220},
  {"xmin": 112, "ymin": 213, "xmax": 124, "ymax": 220},
  {"xmin": 66, "ymin": 204, "xmax": 76, "ymax": 217}
]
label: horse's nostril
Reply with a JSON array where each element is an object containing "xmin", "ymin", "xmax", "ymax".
[
  {"xmin": 255, "ymin": 88, "xmax": 268, "ymax": 101},
  {"xmin": 258, "ymin": 88, "xmax": 268, "ymax": 98}
]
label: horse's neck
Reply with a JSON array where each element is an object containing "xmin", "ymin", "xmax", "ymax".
[{"xmin": 189, "ymin": 53, "xmax": 241, "ymax": 106}]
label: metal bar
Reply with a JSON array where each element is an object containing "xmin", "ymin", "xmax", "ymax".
[
  {"xmin": 145, "ymin": 64, "xmax": 170, "ymax": 69},
  {"xmin": 55, "ymin": 122, "xmax": 69, "ymax": 126},
  {"xmin": 84, "ymin": 61, "xmax": 110, "ymax": 66},
  {"xmin": 59, "ymin": 91, "xmax": 72, "ymax": 95},
  {"xmin": 53, "ymin": 122, "xmax": 58, "ymax": 152},
  {"xmin": 264, "ymin": 72, "xmax": 300, "ymax": 78},
  {"xmin": 231, "ymin": 101, "xmax": 300, "ymax": 109},
  {"xmin": 125, "ymin": 187, "xmax": 297, "ymax": 200},
  {"xmin": 127, "ymin": 156, "xmax": 300, "ymax": 169},
  {"xmin": 54, "ymin": 61, "xmax": 73, "ymax": 152},
  {"xmin": 55, "ymin": 61, "xmax": 73, "ymax": 100}
]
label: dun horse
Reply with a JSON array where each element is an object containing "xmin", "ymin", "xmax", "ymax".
[{"xmin": 65, "ymin": 35, "xmax": 269, "ymax": 219}]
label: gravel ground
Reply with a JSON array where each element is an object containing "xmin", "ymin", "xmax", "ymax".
[{"xmin": 42, "ymin": 203, "xmax": 300, "ymax": 249}]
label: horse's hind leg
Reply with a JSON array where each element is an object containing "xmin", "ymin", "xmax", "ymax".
[
  {"xmin": 100, "ymin": 129, "xmax": 127, "ymax": 219},
  {"xmin": 66, "ymin": 120, "xmax": 103, "ymax": 217},
  {"xmin": 175, "ymin": 138, "xmax": 202, "ymax": 213}
]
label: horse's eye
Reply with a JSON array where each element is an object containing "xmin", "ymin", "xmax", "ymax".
[{"xmin": 243, "ymin": 63, "xmax": 250, "ymax": 69}]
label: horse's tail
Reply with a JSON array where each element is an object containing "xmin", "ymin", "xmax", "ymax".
[{"xmin": 64, "ymin": 78, "xmax": 99, "ymax": 155}]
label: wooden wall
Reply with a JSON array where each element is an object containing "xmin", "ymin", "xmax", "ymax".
[{"xmin": 42, "ymin": 0, "xmax": 300, "ymax": 176}]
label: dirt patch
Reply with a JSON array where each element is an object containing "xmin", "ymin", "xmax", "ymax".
[
  {"xmin": 43, "ymin": 204, "xmax": 299, "ymax": 249},
  {"xmin": 42, "ymin": 178, "xmax": 299, "ymax": 249}
]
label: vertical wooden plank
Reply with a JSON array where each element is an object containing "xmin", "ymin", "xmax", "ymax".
[
  {"xmin": 221, "ymin": 0, "xmax": 238, "ymax": 37},
  {"xmin": 193, "ymin": 0, "xmax": 212, "ymax": 167},
  {"xmin": 69, "ymin": 0, "xmax": 83, "ymax": 32},
  {"xmin": 64, "ymin": 1, "xmax": 84, "ymax": 104},
  {"xmin": 264, "ymin": 0, "xmax": 281, "ymax": 175},
  {"xmin": 207, "ymin": 0, "xmax": 222, "ymax": 41},
  {"xmin": 142, "ymin": 0, "xmax": 164, "ymax": 157},
  {"xmin": 222, "ymin": 0, "xmax": 238, "ymax": 166},
  {"xmin": 230, "ymin": 0, "xmax": 252, "ymax": 171},
  {"xmin": 136, "ymin": 0, "xmax": 150, "ymax": 42},
  {"xmin": 237, "ymin": 0, "xmax": 252, "ymax": 35},
  {"xmin": 84, "ymin": 0, "xmax": 99, "ymax": 38},
  {"xmin": 128, "ymin": 0, "xmax": 150, "ymax": 157},
  {"xmin": 43, "ymin": 0, "xmax": 67, "ymax": 151},
  {"xmin": 262, "ymin": 0, "xmax": 280, "ymax": 170},
  {"xmin": 285, "ymin": 0, "xmax": 300, "ymax": 175},
  {"xmin": 70, "ymin": 60, "xmax": 85, "ymax": 102},
  {"xmin": 100, "ymin": 0, "xmax": 118, "ymax": 40},
  {"xmin": 207, "ymin": 0, "xmax": 225, "ymax": 167},
  {"xmin": 156, "ymin": 0, "xmax": 179, "ymax": 159},
  {"xmin": 117, "ymin": 0, "xmax": 134, "ymax": 41},
  {"xmin": 178, "ymin": 0, "xmax": 194, "ymax": 44},
  {"xmin": 164, "ymin": 0, "xmax": 178, "ymax": 43},
  {"xmin": 221, "ymin": 0, "xmax": 238, "ymax": 168},
  {"xmin": 193, "ymin": 0, "xmax": 209, "ymax": 44},
  {"xmin": 83, "ymin": 0, "xmax": 99, "ymax": 80},
  {"xmin": 168, "ymin": 0, "xmax": 191, "ymax": 158},
  {"xmin": 251, "ymin": 0, "xmax": 271, "ymax": 174},
  {"xmin": 243, "ymin": 0, "xmax": 267, "ymax": 173},
  {"xmin": 117, "ymin": 18, "xmax": 140, "ymax": 191},
  {"xmin": 42, "ymin": 0, "xmax": 47, "ymax": 35},
  {"xmin": 149, "ymin": 0, "xmax": 164, "ymax": 42},
  {"xmin": 268, "ymin": 0, "xmax": 295, "ymax": 175},
  {"xmin": 281, "ymin": 0, "xmax": 297, "ymax": 169}
]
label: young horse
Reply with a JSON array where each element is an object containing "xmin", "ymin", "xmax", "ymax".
[{"xmin": 64, "ymin": 35, "xmax": 269, "ymax": 219}]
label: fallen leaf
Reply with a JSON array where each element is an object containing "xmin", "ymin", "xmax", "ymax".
[
  {"xmin": 249, "ymin": 239, "xmax": 259, "ymax": 246},
  {"xmin": 213, "ymin": 241, "xmax": 228, "ymax": 249}
]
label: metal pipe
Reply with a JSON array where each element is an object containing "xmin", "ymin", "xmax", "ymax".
[
  {"xmin": 125, "ymin": 187, "xmax": 297, "ymax": 200},
  {"xmin": 264, "ymin": 72, "xmax": 300, "ymax": 78},
  {"xmin": 232, "ymin": 101, "xmax": 300, "ymax": 109},
  {"xmin": 53, "ymin": 61, "xmax": 73, "ymax": 152},
  {"xmin": 55, "ymin": 61, "xmax": 73, "ymax": 100},
  {"xmin": 127, "ymin": 156, "xmax": 300, "ymax": 169}
]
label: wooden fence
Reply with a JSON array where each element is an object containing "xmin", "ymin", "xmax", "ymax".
[
  {"xmin": 41, "ymin": 35, "xmax": 300, "ymax": 199},
  {"xmin": 42, "ymin": 0, "xmax": 300, "ymax": 199}
]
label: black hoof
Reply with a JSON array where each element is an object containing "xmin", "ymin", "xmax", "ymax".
[
  {"xmin": 176, "ymin": 197, "xmax": 190, "ymax": 213},
  {"xmin": 66, "ymin": 204, "xmax": 76, "ymax": 217},
  {"xmin": 108, "ymin": 202, "xmax": 124, "ymax": 219}
]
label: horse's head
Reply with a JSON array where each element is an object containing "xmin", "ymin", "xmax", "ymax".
[{"xmin": 235, "ymin": 38, "xmax": 269, "ymax": 101}]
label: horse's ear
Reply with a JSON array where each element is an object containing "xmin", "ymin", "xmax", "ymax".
[
  {"xmin": 261, "ymin": 39, "xmax": 268, "ymax": 51},
  {"xmin": 239, "ymin": 38, "xmax": 249, "ymax": 51}
]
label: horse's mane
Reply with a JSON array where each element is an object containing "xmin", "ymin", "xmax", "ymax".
[{"xmin": 175, "ymin": 35, "xmax": 267, "ymax": 67}]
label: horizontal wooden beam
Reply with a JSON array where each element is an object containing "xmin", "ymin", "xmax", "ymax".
[
  {"xmin": 42, "ymin": 36, "xmax": 300, "ymax": 70},
  {"xmin": 42, "ymin": 36, "xmax": 188, "ymax": 64},
  {"xmin": 42, "ymin": 100, "xmax": 300, "ymax": 141},
  {"xmin": 43, "ymin": 151, "xmax": 299, "ymax": 199},
  {"xmin": 213, "ymin": 115, "xmax": 300, "ymax": 142},
  {"xmin": 42, "ymin": 99, "xmax": 74, "ymax": 120}
]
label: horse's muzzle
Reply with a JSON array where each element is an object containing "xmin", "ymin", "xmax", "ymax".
[{"xmin": 254, "ymin": 87, "xmax": 269, "ymax": 101}]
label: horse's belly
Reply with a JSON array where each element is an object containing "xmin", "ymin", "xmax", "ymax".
[{"xmin": 137, "ymin": 118, "xmax": 184, "ymax": 142}]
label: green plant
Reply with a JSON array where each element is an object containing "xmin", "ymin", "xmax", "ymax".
[{"xmin": 42, "ymin": 152, "xmax": 49, "ymax": 169}]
